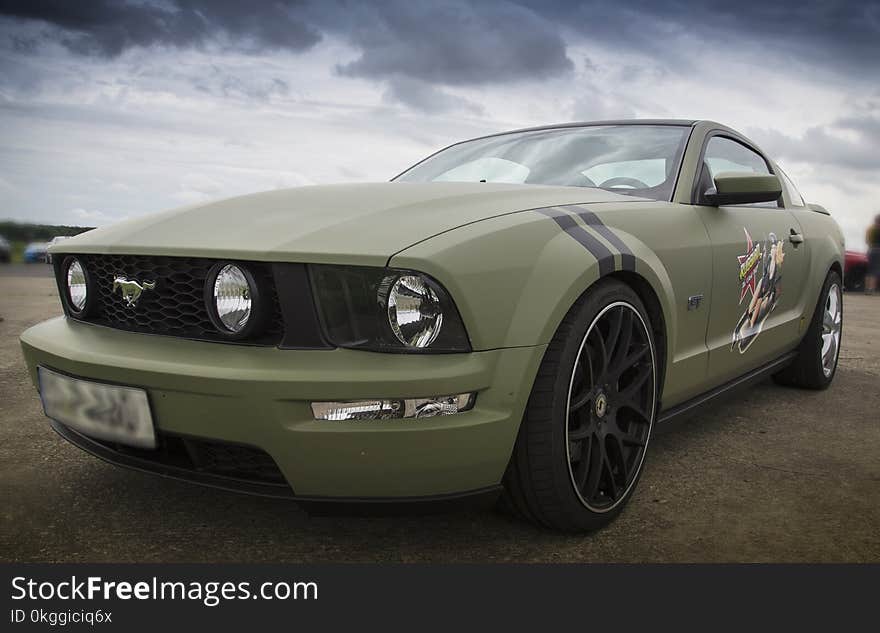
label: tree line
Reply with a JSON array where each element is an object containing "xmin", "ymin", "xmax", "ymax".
[{"xmin": 0, "ymin": 221, "xmax": 95, "ymax": 243}]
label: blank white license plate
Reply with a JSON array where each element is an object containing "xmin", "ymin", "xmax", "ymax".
[{"xmin": 38, "ymin": 367, "xmax": 156, "ymax": 449}]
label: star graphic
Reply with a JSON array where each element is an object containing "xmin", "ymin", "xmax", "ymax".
[{"xmin": 737, "ymin": 228, "xmax": 760, "ymax": 303}]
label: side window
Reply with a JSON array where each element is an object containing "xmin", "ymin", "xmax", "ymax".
[
  {"xmin": 778, "ymin": 169, "xmax": 805, "ymax": 207},
  {"xmin": 704, "ymin": 136, "xmax": 770, "ymax": 177},
  {"xmin": 699, "ymin": 136, "xmax": 777, "ymax": 207}
]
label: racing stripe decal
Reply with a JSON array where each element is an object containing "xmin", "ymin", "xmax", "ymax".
[
  {"xmin": 564, "ymin": 206, "xmax": 636, "ymax": 272},
  {"xmin": 538, "ymin": 207, "xmax": 615, "ymax": 276}
]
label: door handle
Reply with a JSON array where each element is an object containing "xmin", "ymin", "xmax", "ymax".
[{"xmin": 789, "ymin": 229, "xmax": 804, "ymax": 246}]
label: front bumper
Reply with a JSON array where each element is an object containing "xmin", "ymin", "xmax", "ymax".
[{"xmin": 21, "ymin": 317, "xmax": 545, "ymax": 500}]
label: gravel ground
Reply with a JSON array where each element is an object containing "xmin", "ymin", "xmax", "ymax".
[{"xmin": 1, "ymin": 266, "xmax": 878, "ymax": 562}]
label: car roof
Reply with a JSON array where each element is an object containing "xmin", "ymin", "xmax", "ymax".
[
  {"xmin": 504, "ymin": 119, "xmax": 696, "ymax": 133},
  {"xmin": 461, "ymin": 119, "xmax": 698, "ymax": 144}
]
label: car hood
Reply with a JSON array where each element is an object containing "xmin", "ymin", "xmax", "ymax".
[{"xmin": 55, "ymin": 182, "xmax": 643, "ymax": 265}]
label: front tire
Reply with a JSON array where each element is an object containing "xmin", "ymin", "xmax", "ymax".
[
  {"xmin": 774, "ymin": 270, "xmax": 842, "ymax": 390},
  {"xmin": 502, "ymin": 279, "xmax": 658, "ymax": 532}
]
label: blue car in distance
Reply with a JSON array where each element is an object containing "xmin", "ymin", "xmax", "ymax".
[{"xmin": 23, "ymin": 242, "xmax": 49, "ymax": 263}]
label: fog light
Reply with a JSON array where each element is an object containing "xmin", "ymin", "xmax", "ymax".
[
  {"xmin": 213, "ymin": 264, "xmax": 252, "ymax": 333},
  {"xmin": 65, "ymin": 258, "xmax": 88, "ymax": 312},
  {"xmin": 312, "ymin": 393, "xmax": 475, "ymax": 421}
]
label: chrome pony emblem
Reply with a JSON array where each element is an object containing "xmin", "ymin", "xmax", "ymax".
[{"xmin": 113, "ymin": 276, "xmax": 156, "ymax": 308}]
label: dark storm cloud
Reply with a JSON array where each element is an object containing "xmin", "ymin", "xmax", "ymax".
[
  {"xmin": 3, "ymin": 0, "xmax": 878, "ymax": 82},
  {"xmin": 2, "ymin": 0, "xmax": 879, "ymax": 118},
  {"xmin": 383, "ymin": 77, "xmax": 484, "ymax": 115},
  {"xmin": 1, "ymin": 0, "xmax": 576, "ymax": 85},
  {"xmin": 333, "ymin": 1, "xmax": 573, "ymax": 85},
  {"xmin": 0, "ymin": 0, "xmax": 321, "ymax": 57},
  {"xmin": 676, "ymin": 0, "xmax": 880, "ymax": 76},
  {"xmin": 522, "ymin": 0, "xmax": 880, "ymax": 78}
]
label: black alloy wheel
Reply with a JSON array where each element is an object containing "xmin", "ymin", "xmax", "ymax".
[
  {"xmin": 502, "ymin": 279, "xmax": 658, "ymax": 532},
  {"xmin": 566, "ymin": 301, "xmax": 655, "ymax": 512}
]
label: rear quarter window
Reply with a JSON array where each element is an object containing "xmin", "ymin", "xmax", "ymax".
[{"xmin": 778, "ymin": 169, "xmax": 806, "ymax": 207}]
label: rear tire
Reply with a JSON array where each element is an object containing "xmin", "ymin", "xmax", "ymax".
[
  {"xmin": 773, "ymin": 270, "xmax": 842, "ymax": 390},
  {"xmin": 502, "ymin": 279, "xmax": 658, "ymax": 532}
]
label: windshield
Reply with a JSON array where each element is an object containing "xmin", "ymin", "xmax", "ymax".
[{"xmin": 395, "ymin": 124, "xmax": 690, "ymax": 201}]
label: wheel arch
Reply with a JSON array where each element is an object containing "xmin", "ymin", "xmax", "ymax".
[
  {"xmin": 537, "ymin": 268, "xmax": 670, "ymax": 403},
  {"xmin": 792, "ymin": 210, "xmax": 845, "ymax": 317}
]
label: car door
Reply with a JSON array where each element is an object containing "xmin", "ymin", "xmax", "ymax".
[{"xmin": 694, "ymin": 134, "xmax": 811, "ymax": 387}]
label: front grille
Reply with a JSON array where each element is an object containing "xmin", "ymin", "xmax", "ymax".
[{"xmin": 69, "ymin": 254, "xmax": 284, "ymax": 344}]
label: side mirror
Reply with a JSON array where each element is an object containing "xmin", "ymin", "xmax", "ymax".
[
  {"xmin": 703, "ymin": 172, "xmax": 782, "ymax": 206},
  {"xmin": 808, "ymin": 203, "xmax": 830, "ymax": 215}
]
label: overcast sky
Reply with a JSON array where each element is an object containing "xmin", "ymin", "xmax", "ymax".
[{"xmin": 1, "ymin": 0, "xmax": 878, "ymax": 248}]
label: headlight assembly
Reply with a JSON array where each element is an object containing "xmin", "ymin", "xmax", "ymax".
[
  {"xmin": 387, "ymin": 275, "xmax": 443, "ymax": 348},
  {"xmin": 310, "ymin": 265, "xmax": 471, "ymax": 352}
]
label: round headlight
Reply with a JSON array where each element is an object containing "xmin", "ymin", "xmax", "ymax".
[
  {"xmin": 66, "ymin": 258, "xmax": 88, "ymax": 312},
  {"xmin": 213, "ymin": 264, "xmax": 252, "ymax": 333},
  {"xmin": 387, "ymin": 275, "xmax": 444, "ymax": 348}
]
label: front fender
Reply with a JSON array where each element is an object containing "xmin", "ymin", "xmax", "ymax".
[
  {"xmin": 391, "ymin": 201, "xmax": 718, "ymax": 409},
  {"xmin": 388, "ymin": 205, "xmax": 677, "ymax": 355}
]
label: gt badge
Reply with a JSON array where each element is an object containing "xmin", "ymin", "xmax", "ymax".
[
  {"xmin": 113, "ymin": 276, "xmax": 156, "ymax": 308},
  {"xmin": 731, "ymin": 229, "xmax": 784, "ymax": 353}
]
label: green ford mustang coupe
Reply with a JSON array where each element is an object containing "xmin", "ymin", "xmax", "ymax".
[{"xmin": 21, "ymin": 120, "xmax": 844, "ymax": 531}]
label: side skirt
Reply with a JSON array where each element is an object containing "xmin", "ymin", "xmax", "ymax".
[{"xmin": 656, "ymin": 351, "xmax": 798, "ymax": 430}]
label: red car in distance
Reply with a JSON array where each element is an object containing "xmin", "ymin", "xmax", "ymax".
[{"xmin": 844, "ymin": 250, "xmax": 868, "ymax": 291}]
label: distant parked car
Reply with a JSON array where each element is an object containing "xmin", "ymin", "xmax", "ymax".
[
  {"xmin": 0, "ymin": 235, "xmax": 10, "ymax": 263},
  {"xmin": 23, "ymin": 242, "xmax": 49, "ymax": 263},
  {"xmin": 844, "ymin": 250, "xmax": 868, "ymax": 292},
  {"xmin": 46, "ymin": 236, "xmax": 72, "ymax": 264}
]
